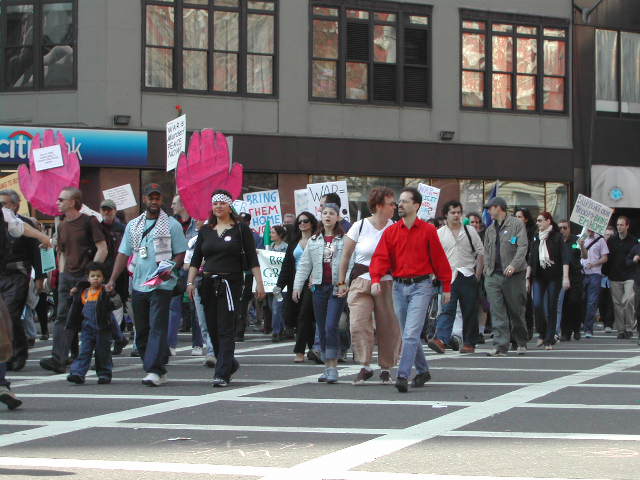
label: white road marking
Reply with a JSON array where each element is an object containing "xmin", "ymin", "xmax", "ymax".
[{"xmin": 444, "ymin": 431, "xmax": 640, "ymax": 441}]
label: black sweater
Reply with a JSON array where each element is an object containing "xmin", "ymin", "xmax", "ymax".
[
  {"xmin": 190, "ymin": 222, "xmax": 259, "ymax": 275},
  {"xmin": 528, "ymin": 229, "xmax": 571, "ymax": 280}
]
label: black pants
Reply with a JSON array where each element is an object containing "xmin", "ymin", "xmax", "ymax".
[
  {"xmin": 561, "ymin": 276, "xmax": 584, "ymax": 337},
  {"xmin": 0, "ymin": 271, "xmax": 29, "ymax": 364},
  {"xmin": 599, "ymin": 286, "xmax": 614, "ymax": 328},
  {"xmin": 292, "ymin": 285, "xmax": 315, "ymax": 354},
  {"xmin": 200, "ymin": 275, "xmax": 242, "ymax": 381},
  {"xmin": 235, "ymin": 272, "xmax": 254, "ymax": 337},
  {"xmin": 36, "ymin": 292, "xmax": 49, "ymax": 336}
]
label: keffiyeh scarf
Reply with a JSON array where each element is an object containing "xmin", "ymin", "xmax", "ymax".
[{"xmin": 131, "ymin": 209, "xmax": 172, "ymax": 262}]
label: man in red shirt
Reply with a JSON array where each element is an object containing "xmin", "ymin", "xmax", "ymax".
[{"xmin": 370, "ymin": 187, "xmax": 452, "ymax": 393}]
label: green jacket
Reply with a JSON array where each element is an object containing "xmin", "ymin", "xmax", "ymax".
[{"xmin": 483, "ymin": 215, "xmax": 529, "ymax": 276}]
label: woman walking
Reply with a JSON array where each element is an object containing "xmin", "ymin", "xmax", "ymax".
[
  {"xmin": 526, "ymin": 212, "xmax": 570, "ymax": 350},
  {"xmin": 269, "ymin": 225, "xmax": 288, "ymax": 342},
  {"xmin": 275, "ymin": 212, "xmax": 318, "ymax": 362},
  {"xmin": 338, "ymin": 187, "xmax": 401, "ymax": 384},
  {"xmin": 293, "ymin": 203, "xmax": 347, "ymax": 383},
  {"xmin": 187, "ymin": 190, "xmax": 265, "ymax": 387}
]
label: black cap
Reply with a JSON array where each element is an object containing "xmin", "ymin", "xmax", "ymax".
[
  {"xmin": 483, "ymin": 196, "xmax": 507, "ymax": 210},
  {"xmin": 143, "ymin": 183, "xmax": 162, "ymax": 196}
]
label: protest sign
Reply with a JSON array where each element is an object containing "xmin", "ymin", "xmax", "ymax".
[
  {"xmin": 40, "ymin": 248, "xmax": 56, "ymax": 274},
  {"xmin": 306, "ymin": 180, "xmax": 350, "ymax": 222},
  {"xmin": 0, "ymin": 172, "xmax": 30, "ymax": 216},
  {"xmin": 166, "ymin": 115, "xmax": 186, "ymax": 171},
  {"xmin": 243, "ymin": 189, "xmax": 282, "ymax": 234},
  {"xmin": 417, "ymin": 183, "xmax": 441, "ymax": 221},
  {"xmin": 294, "ymin": 189, "xmax": 311, "ymax": 217},
  {"xmin": 569, "ymin": 194, "xmax": 613, "ymax": 236},
  {"xmin": 102, "ymin": 184, "xmax": 137, "ymax": 211},
  {"xmin": 80, "ymin": 204, "xmax": 103, "ymax": 222},
  {"xmin": 33, "ymin": 144, "xmax": 64, "ymax": 171},
  {"xmin": 253, "ymin": 249, "xmax": 285, "ymax": 293},
  {"xmin": 232, "ymin": 199, "xmax": 250, "ymax": 215}
]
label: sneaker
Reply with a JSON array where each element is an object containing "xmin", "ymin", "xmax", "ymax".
[
  {"xmin": 40, "ymin": 357, "xmax": 66, "ymax": 373},
  {"xmin": 112, "ymin": 337, "xmax": 129, "ymax": 355},
  {"xmin": 97, "ymin": 377, "xmax": 111, "ymax": 385},
  {"xmin": 130, "ymin": 348, "xmax": 140, "ymax": 357},
  {"xmin": 191, "ymin": 346, "xmax": 203, "ymax": 356},
  {"xmin": 486, "ymin": 348, "xmax": 507, "ymax": 357},
  {"xmin": 545, "ymin": 344, "xmax": 553, "ymax": 350},
  {"xmin": 326, "ymin": 367, "xmax": 339, "ymax": 384},
  {"xmin": 379, "ymin": 370, "xmax": 391, "ymax": 384},
  {"xmin": 212, "ymin": 377, "xmax": 228, "ymax": 387},
  {"xmin": 395, "ymin": 377, "xmax": 408, "ymax": 393},
  {"xmin": 169, "ymin": 347, "xmax": 177, "ymax": 356},
  {"xmin": 204, "ymin": 356, "xmax": 217, "ymax": 368},
  {"xmin": 142, "ymin": 373, "xmax": 167, "ymax": 387},
  {"xmin": 0, "ymin": 386, "xmax": 22, "ymax": 410},
  {"xmin": 449, "ymin": 335, "xmax": 461, "ymax": 351},
  {"xmin": 353, "ymin": 367, "xmax": 374, "ymax": 385},
  {"xmin": 66, "ymin": 374, "xmax": 85, "ymax": 384},
  {"xmin": 536, "ymin": 338, "xmax": 544, "ymax": 348},
  {"xmin": 517, "ymin": 346, "xmax": 527, "ymax": 355},
  {"xmin": 604, "ymin": 326, "xmax": 612, "ymax": 333},
  {"xmin": 460, "ymin": 345, "xmax": 475, "ymax": 354},
  {"xmin": 308, "ymin": 350, "xmax": 323, "ymax": 364},
  {"xmin": 584, "ymin": 332, "xmax": 593, "ymax": 339},
  {"xmin": 427, "ymin": 338, "xmax": 446, "ymax": 354},
  {"xmin": 411, "ymin": 371, "xmax": 432, "ymax": 388},
  {"xmin": 317, "ymin": 369, "xmax": 328, "ymax": 383}
]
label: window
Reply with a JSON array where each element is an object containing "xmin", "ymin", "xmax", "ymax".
[
  {"xmin": 310, "ymin": 1, "xmax": 431, "ymax": 106},
  {"xmin": 596, "ymin": 29, "xmax": 640, "ymax": 114},
  {"xmin": 1, "ymin": 0, "xmax": 76, "ymax": 90},
  {"xmin": 143, "ymin": 0, "xmax": 277, "ymax": 96},
  {"xmin": 460, "ymin": 11, "xmax": 568, "ymax": 114}
]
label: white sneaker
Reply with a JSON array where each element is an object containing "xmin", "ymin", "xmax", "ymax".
[
  {"xmin": 169, "ymin": 347, "xmax": 177, "ymax": 356},
  {"xmin": 142, "ymin": 373, "xmax": 167, "ymax": 386},
  {"xmin": 191, "ymin": 346, "xmax": 203, "ymax": 356},
  {"xmin": 604, "ymin": 327, "xmax": 612, "ymax": 333},
  {"xmin": 517, "ymin": 346, "xmax": 527, "ymax": 355}
]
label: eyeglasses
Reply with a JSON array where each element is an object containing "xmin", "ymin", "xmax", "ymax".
[
  {"xmin": 57, "ymin": 197, "xmax": 69, "ymax": 202},
  {"xmin": 536, "ymin": 219, "xmax": 544, "ymax": 223},
  {"xmin": 559, "ymin": 225, "xmax": 569, "ymax": 230},
  {"xmin": 298, "ymin": 218, "xmax": 311, "ymax": 224}
]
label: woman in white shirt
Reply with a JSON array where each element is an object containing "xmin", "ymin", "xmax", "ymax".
[{"xmin": 338, "ymin": 187, "xmax": 401, "ymax": 385}]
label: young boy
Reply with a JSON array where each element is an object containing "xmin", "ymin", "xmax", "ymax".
[{"xmin": 67, "ymin": 263, "xmax": 121, "ymax": 385}]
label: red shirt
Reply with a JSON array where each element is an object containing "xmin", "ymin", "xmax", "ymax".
[
  {"xmin": 369, "ymin": 218, "xmax": 452, "ymax": 292},
  {"xmin": 322, "ymin": 236, "xmax": 334, "ymax": 284}
]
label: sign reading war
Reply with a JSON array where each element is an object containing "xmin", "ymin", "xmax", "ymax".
[
  {"xmin": 243, "ymin": 189, "xmax": 282, "ymax": 234},
  {"xmin": 569, "ymin": 194, "xmax": 614, "ymax": 236}
]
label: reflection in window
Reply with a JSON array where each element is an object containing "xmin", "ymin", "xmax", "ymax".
[
  {"xmin": 243, "ymin": 173, "xmax": 278, "ymax": 195},
  {"xmin": 596, "ymin": 29, "xmax": 618, "ymax": 111},
  {"xmin": 621, "ymin": 32, "xmax": 640, "ymax": 114}
]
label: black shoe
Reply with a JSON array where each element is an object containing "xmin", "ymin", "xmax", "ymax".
[
  {"xmin": 411, "ymin": 371, "xmax": 432, "ymax": 388},
  {"xmin": 624, "ymin": 331, "xmax": 633, "ymax": 339},
  {"xmin": 9, "ymin": 357, "xmax": 26, "ymax": 372},
  {"xmin": 97, "ymin": 377, "xmax": 111, "ymax": 385},
  {"xmin": 235, "ymin": 334, "xmax": 245, "ymax": 342},
  {"xmin": 130, "ymin": 348, "xmax": 140, "ymax": 357},
  {"xmin": 0, "ymin": 388, "xmax": 22, "ymax": 410},
  {"xmin": 112, "ymin": 337, "xmax": 129, "ymax": 355},
  {"xmin": 307, "ymin": 350, "xmax": 323, "ymax": 364},
  {"xmin": 40, "ymin": 334, "xmax": 49, "ymax": 341},
  {"xmin": 476, "ymin": 336, "xmax": 485, "ymax": 344},
  {"xmin": 212, "ymin": 377, "xmax": 228, "ymax": 387},
  {"xmin": 40, "ymin": 357, "xmax": 66, "ymax": 374},
  {"xmin": 448, "ymin": 336, "xmax": 461, "ymax": 352},
  {"xmin": 27, "ymin": 338, "xmax": 36, "ymax": 347},
  {"xmin": 67, "ymin": 374, "xmax": 84, "ymax": 384},
  {"xmin": 395, "ymin": 377, "xmax": 408, "ymax": 393},
  {"xmin": 573, "ymin": 331, "xmax": 581, "ymax": 341}
]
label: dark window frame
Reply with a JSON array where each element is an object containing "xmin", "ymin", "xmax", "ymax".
[
  {"xmin": 459, "ymin": 9, "xmax": 569, "ymax": 116},
  {"xmin": 0, "ymin": 0, "xmax": 78, "ymax": 91},
  {"xmin": 142, "ymin": 0, "xmax": 279, "ymax": 98},
  {"xmin": 309, "ymin": 0, "xmax": 432, "ymax": 107}
]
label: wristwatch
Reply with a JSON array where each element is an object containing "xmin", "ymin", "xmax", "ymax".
[{"xmin": 186, "ymin": 282, "xmax": 194, "ymax": 286}]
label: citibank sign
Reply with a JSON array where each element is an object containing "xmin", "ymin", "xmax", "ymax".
[{"xmin": 0, "ymin": 125, "xmax": 148, "ymax": 167}]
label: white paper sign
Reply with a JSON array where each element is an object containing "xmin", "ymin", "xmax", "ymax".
[
  {"xmin": 417, "ymin": 183, "xmax": 441, "ymax": 221},
  {"xmin": 102, "ymin": 184, "xmax": 138, "ymax": 211},
  {"xmin": 253, "ymin": 249, "xmax": 285, "ymax": 293},
  {"xmin": 33, "ymin": 144, "xmax": 64, "ymax": 171},
  {"xmin": 294, "ymin": 189, "xmax": 312, "ymax": 217},
  {"xmin": 243, "ymin": 189, "xmax": 282, "ymax": 235},
  {"xmin": 569, "ymin": 194, "xmax": 614, "ymax": 236},
  {"xmin": 79, "ymin": 204, "xmax": 103, "ymax": 222},
  {"xmin": 166, "ymin": 115, "xmax": 186, "ymax": 171},
  {"xmin": 232, "ymin": 199, "xmax": 250, "ymax": 215},
  {"xmin": 306, "ymin": 180, "xmax": 350, "ymax": 222}
]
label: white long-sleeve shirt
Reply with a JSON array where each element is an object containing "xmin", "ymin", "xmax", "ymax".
[
  {"xmin": 437, "ymin": 224, "xmax": 484, "ymax": 281},
  {"xmin": 2, "ymin": 206, "xmax": 25, "ymax": 238}
]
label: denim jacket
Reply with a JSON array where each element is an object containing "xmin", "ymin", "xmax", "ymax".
[{"xmin": 293, "ymin": 233, "xmax": 351, "ymax": 295}]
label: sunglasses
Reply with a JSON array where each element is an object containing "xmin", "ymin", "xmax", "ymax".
[
  {"xmin": 298, "ymin": 218, "xmax": 311, "ymax": 224},
  {"xmin": 57, "ymin": 197, "xmax": 69, "ymax": 202}
]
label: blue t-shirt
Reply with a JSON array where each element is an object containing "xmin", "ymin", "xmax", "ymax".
[
  {"xmin": 293, "ymin": 243, "xmax": 304, "ymax": 268},
  {"xmin": 119, "ymin": 216, "xmax": 188, "ymax": 293}
]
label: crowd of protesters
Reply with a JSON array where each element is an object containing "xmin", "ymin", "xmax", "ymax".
[{"xmin": 2, "ymin": 181, "xmax": 639, "ymax": 410}]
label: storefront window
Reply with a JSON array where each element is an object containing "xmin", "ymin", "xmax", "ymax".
[
  {"xmin": 459, "ymin": 179, "xmax": 484, "ymax": 215},
  {"xmin": 484, "ymin": 180, "xmax": 545, "ymax": 217},
  {"xmin": 243, "ymin": 172, "xmax": 277, "ymax": 194}
]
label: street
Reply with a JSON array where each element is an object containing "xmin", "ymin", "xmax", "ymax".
[{"xmin": 1, "ymin": 332, "xmax": 639, "ymax": 480}]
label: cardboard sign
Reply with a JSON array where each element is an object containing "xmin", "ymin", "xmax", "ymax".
[
  {"xmin": 417, "ymin": 183, "xmax": 441, "ymax": 221},
  {"xmin": 0, "ymin": 172, "xmax": 30, "ymax": 216},
  {"xmin": 306, "ymin": 180, "xmax": 350, "ymax": 222},
  {"xmin": 243, "ymin": 189, "xmax": 282, "ymax": 235},
  {"xmin": 294, "ymin": 189, "xmax": 312, "ymax": 217},
  {"xmin": 102, "ymin": 184, "xmax": 137, "ymax": 211},
  {"xmin": 166, "ymin": 115, "xmax": 186, "ymax": 171},
  {"xmin": 569, "ymin": 194, "xmax": 614, "ymax": 236},
  {"xmin": 40, "ymin": 248, "xmax": 56, "ymax": 274},
  {"xmin": 33, "ymin": 144, "xmax": 64, "ymax": 171},
  {"xmin": 253, "ymin": 249, "xmax": 285, "ymax": 293}
]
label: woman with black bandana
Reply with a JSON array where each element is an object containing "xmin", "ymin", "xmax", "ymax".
[{"xmin": 187, "ymin": 190, "xmax": 265, "ymax": 387}]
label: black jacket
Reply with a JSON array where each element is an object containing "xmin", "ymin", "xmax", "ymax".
[
  {"xmin": 528, "ymin": 229, "xmax": 570, "ymax": 279},
  {"xmin": 276, "ymin": 241, "xmax": 299, "ymax": 293},
  {"xmin": 607, "ymin": 234, "xmax": 637, "ymax": 281},
  {"xmin": 65, "ymin": 281, "xmax": 122, "ymax": 331},
  {"xmin": 563, "ymin": 234, "xmax": 583, "ymax": 280},
  {"xmin": 625, "ymin": 243, "xmax": 640, "ymax": 285}
]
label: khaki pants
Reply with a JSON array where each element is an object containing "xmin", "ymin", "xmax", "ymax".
[
  {"xmin": 347, "ymin": 278, "xmax": 401, "ymax": 370},
  {"xmin": 610, "ymin": 279, "xmax": 636, "ymax": 334}
]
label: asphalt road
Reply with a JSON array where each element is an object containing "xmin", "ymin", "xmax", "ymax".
[{"xmin": 1, "ymin": 329, "xmax": 639, "ymax": 480}]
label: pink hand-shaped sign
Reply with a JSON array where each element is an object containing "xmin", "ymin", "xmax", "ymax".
[
  {"xmin": 18, "ymin": 130, "xmax": 80, "ymax": 216},
  {"xmin": 176, "ymin": 130, "xmax": 243, "ymax": 221}
]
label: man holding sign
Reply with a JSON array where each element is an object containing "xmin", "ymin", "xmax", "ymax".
[{"xmin": 579, "ymin": 230, "xmax": 609, "ymax": 338}]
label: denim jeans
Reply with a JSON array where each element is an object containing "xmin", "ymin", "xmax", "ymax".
[
  {"xmin": 583, "ymin": 273, "xmax": 602, "ymax": 334},
  {"xmin": 70, "ymin": 318, "xmax": 113, "ymax": 379},
  {"xmin": 532, "ymin": 277, "xmax": 561, "ymax": 345},
  {"xmin": 311, "ymin": 284, "xmax": 346, "ymax": 361},
  {"xmin": 393, "ymin": 279, "xmax": 435, "ymax": 379},
  {"xmin": 194, "ymin": 287, "xmax": 214, "ymax": 356},
  {"xmin": 22, "ymin": 306, "xmax": 38, "ymax": 339},
  {"xmin": 556, "ymin": 288, "xmax": 566, "ymax": 336},
  {"xmin": 271, "ymin": 294, "xmax": 285, "ymax": 335},
  {"xmin": 435, "ymin": 274, "xmax": 479, "ymax": 346},
  {"xmin": 131, "ymin": 288, "xmax": 172, "ymax": 375}
]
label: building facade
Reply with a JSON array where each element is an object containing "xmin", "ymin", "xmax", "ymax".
[{"xmin": 1, "ymin": 0, "xmax": 575, "ymax": 221}]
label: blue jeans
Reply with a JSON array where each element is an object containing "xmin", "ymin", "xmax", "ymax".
[
  {"xmin": 583, "ymin": 274, "xmax": 602, "ymax": 334},
  {"xmin": 194, "ymin": 287, "xmax": 214, "ymax": 356},
  {"xmin": 271, "ymin": 294, "xmax": 284, "ymax": 335},
  {"xmin": 70, "ymin": 320, "xmax": 113, "ymax": 379},
  {"xmin": 532, "ymin": 277, "xmax": 561, "ymax": 345},
  {"xmin": 311, "ymin": 285, "xmax": 346, "ymax": 361},
  {"xmin": 556, "ymin": 288, "xmax": 566, "ymax": 335},
  {"xmin": 435, "ymin": 274, "xmax": 479, "ymax": 346},
  {"xmin": 393, "ymin": 279, "xmax": 435, "ymax": 379},
  {"xmin": 132, "ymin": 289, "xmax": 172, "ymax": 375}
]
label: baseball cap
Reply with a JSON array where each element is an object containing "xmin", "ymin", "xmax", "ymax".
[
  {"xmin": 143, "ymin": 183, "xmax": 162, "ymax": 196},
  {"xmin": 483, "ymin": 196, "xmax": 507, "ymax": 210},
  {"xmin": 100, "ymin": 199, "xmax": 117, "ymax": 210}
]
